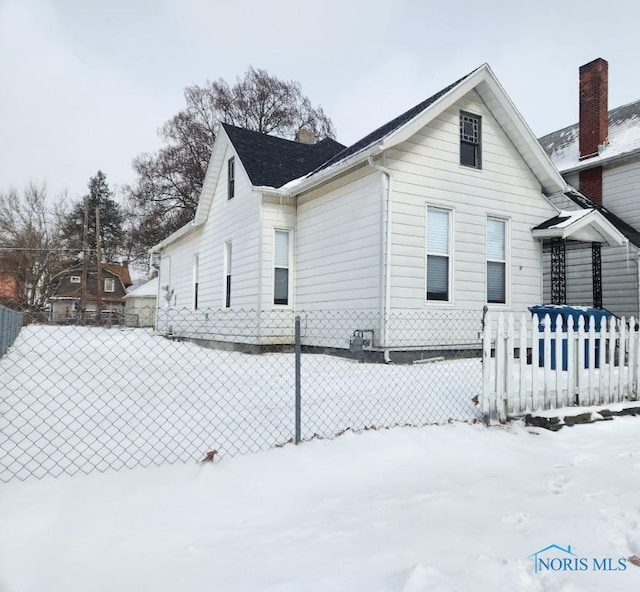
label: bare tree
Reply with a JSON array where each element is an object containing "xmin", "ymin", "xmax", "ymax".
[
  {"xmin": 0, "ymin": 184, "xmax": 69, "ymax": 310},
  {"xmin": 128, "ymin": 66, "xmax": 336, "ymax": 252}
]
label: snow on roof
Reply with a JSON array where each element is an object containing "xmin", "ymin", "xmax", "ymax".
[
  {"xmin": 539, "ymin": 99, "xmax": 640, "ymax": 172},
  {"xmin": 124, "ymin": 277, "xmax": 158, "ymax": 299},
  {"xmin": 534, "ymin": 209, "xmax": 593, "ymax": 230}
]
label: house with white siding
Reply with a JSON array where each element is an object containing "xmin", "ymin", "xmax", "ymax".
[
  {"xmin": 151, "ymin": 63, "xmax": 626, "ymax": 358},
  {"xmin": 539, "ymin": 58, "xmax": 640, "ymax": 319}
]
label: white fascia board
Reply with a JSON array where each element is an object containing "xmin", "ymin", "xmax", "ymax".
[
  {"xmin": 379, "ymin": 66, "xmax": 486, "ymax": 150},
  {"xmin": 149, "ymin": 222, "xmax": 196, "ymax": 252},
  {"xmin": 532, "ymin": 211, "xmax": 628, "ymax": 246},
  {"xmin": 479, "ymin": 71, "xmax": 568, "ymax": 195},
  {"xmin": 558, "ymin": 147, "xmax": 640, "ymax": 175},
  {"xmin": 283, "ymin": 143, "xmax": 382, "ymax": 197}
]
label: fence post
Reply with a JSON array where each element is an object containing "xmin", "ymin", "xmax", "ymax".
[{"xmin": 295, "ymin": 315, "xmax": 301, "ymax": 444}]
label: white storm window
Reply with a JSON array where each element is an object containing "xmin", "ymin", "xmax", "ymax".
[
  {"xmin": 426, "ymin": 207, "xmax": 451, "ymax": 302},
  {"xmin": 487, "ymin": 217, "xmax": 507, "ymax": 304},
  {"xmin": 104, "ymin": 278, "xmax": 115, "ymax": 293},
  {"xmin": 274, "ymin": 230, "xmax": 290, "ymax": 306}
]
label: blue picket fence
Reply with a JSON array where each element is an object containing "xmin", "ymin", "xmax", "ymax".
[{"xmin": 0, "ymin": 304, "xmax": 22, "ymax": 357}]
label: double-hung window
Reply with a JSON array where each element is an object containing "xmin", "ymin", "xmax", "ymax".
[
  {"xmin": 460, "ymin": 111, "xmax": 481, "ymax": 169},
  {"xmin": 193, "ymin": 255, "xmax": 199, "ymax": 310},
  {"xmin": 487, "ymin": 217, "xmax": 507, "ymax": 304},
  {"xmin": 224, "ymin": 242, "xmax": 232, "ymax": 308},
  {"xmin": 426, "ymin": 207, "xmax": 451, "ymax": 302},
  {"xmin": 104, "ymin": 278, "xmax": 115, "ymax": 293},
  {"xmin": 274, "ymin": 230, "xmax": 290, "ymax": 306},
  {"xmin": 227, "ymin": 157, "xmax": 235, "ymax": 200}
]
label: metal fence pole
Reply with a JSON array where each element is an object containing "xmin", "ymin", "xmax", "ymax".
[{"xmin": 295, "ymin": 314, "xmax": 301, "ymax": 444}]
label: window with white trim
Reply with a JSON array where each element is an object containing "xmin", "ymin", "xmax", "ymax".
[
  {"xmin": 104, "ymin": 278, "xmax": 115, "ymax": 293},
  {"xmin": 460, "ymin": 111, "xmax": 481, "ymax": 168},
  {"xmin": 193, "ymin": 255, "xmax": 199, "ymax": 310},
  {"xmin": 486, "ymin": 217, "xmax": 507, "ymax": 304},
  {"xmin": 224, "ymin": 241, "xmax": 232, "ymax": 308},
  {"xmin": 70, "ymin": 276, "xmax": 81, "ymax": 284},
  {"xmin": 227, "ymin": 157, "xmax": 235, "ymax": 200},
  {"xmin": 426, "ymin": 207, "xmax": 451, "ymax": 301},
  {"xmin": 274, "ymin": 230, "xmax": 290, "ymax": 306}
]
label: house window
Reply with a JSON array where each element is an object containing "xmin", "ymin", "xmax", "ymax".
[
  {"xmin": 70, "ymin": 276, "xmax": 81, "ymax": 284},
  {"xmin": 487, "ymin": 217, "xmax": 507, "ymax": 304},
  {"xmin": 426, "ymin": 207, "xmax": 451, "ymax": 302},
  {"xmin": 193, "ymin": 255, "xmax": 199, "ymax": 310},
  {"xmin": 227, "ymin": 157, "xmax": 235, "ymax": 200},
  {"xmin": 460, "ymin": 111, "xmax": 481, "ymax": 168},
  {"xmin": 224, "ymin": 241, "xmax": 232, "ymax": 308},
  {"xmin": 274, "ymin": 230, "xmax": 291, "ymax": 306},
  {"xmin": 104, "ymin": 278, "xmax": 115, "ymax": 293}
]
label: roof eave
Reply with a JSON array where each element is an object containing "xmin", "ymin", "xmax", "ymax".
[
  {"xmin": 150, "ymin": 222, "xmax": 197, "ymax": 253},
  {"xmin": 532, "ymin": 211, "xmax": 628, "ymax": 247},
  {"xmin": 558, "ymin": 146, "xmax": 640, "ymax": 175}
]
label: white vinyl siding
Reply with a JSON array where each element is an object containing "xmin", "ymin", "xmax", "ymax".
[
  {"xmin": 426, "ymin": 207, "xmax": 451, "ymax": 302},
  {"xmin": 274, "ymin": 230, "xmax": 291, "ymax": 306},
  {"xmin": 296, "ymin": 166, "xmax": 382, "ymax": 311},
  {"xmin": 487, "ymin": 217, "xmax": 507, "ymax": 304},
  {"xmin": 387, "ymin": 88, "xmax": 556, "ymax": 312}
]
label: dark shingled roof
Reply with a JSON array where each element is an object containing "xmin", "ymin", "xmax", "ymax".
[
  {"xmin": 564, "ymin": 190, "xmax": 640, "ymax": 248},
  {"xmin": 222, "ymin": 123, "xmax": 346, "ymax": 189},
  {"xmin": 533, "ymin": 215, "xmax": 572, "ymax": 231},
  {"xmin": 309, "ymin": 68, "xmax": 478, "ymax": 177}
]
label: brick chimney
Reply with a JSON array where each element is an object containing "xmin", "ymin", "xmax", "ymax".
[
  {"xmin": 578, "ymin": 58, "xmax": 608, "ymax": 203},
  {"xmin": 295, "ymin": 128, "xmax": 316, "ymax": 145}
]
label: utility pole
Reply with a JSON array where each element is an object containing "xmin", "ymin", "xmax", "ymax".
[
  {"xmin": 81, "ymin": 195, "xmax": 89, "ymax": 318},
  {"xmin": 95, "ymin": 204, "xmax": 103, "ymax": 324}
]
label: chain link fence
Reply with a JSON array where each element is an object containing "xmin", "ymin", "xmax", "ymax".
[{"xmin": 0, "ymin": 307, "xmax": 484, "ymax": 483}]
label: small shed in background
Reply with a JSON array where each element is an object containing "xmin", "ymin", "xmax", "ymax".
[{"xmin": 124, "ymin": 277, "xmax": 158, "ymax": 328}]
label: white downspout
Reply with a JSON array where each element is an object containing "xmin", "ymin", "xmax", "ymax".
[{"xmin": 368, "ymin": 154, "xmax": 392, "ymax": 363}]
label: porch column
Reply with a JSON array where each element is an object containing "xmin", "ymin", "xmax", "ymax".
[
  {"xmin": 551, "ymin": 238, "xmax": 567, "ymax": 305},
  {"xmin": 592, "ymin": 242, "xmax": 603, "ymax": 309}
]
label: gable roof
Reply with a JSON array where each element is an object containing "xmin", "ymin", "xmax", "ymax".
[
  {"xmin": 222, "ymin": 124, "xmax": 345, "ymax": 189},
  {"xmin": 539, "ymin": 99, "xmax": 640, "ymax": 173},
  {"xmin": 292, "ymin": 63, "xmax": 567, "ymax": 196},
  {"xmin": 532, "ymin": 207, "xmax": 627, "ymax": 246},
  {"xmin": 310, "ymin": 72, "xmax": 475, "ymax": 176},
  {"xmin": 124, "ymin": 277, "xmax": 158, "ymax": 299}
]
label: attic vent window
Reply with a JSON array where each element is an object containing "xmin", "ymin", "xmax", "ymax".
[
  {"xmin": 460, "ymin": 111, "xmax": 481, "ymax": 169},
  {"xmin": 227, "ymin": 157, "xmax": 235, "ymax": 200}
]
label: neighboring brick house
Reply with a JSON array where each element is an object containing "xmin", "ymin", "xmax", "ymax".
[
  {"xmin": 50, "ymin": 262, "xmax": 133, "ymax": 322},
  {"xmin": 539, "ymin": 58, "xmax": 640, "ymax": 318},
  {"xmin": 0, "ymin": 256, "xmax": 21, "ymax": 307}
]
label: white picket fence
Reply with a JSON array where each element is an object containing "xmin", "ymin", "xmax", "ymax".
[{"xmin": 482, "ymin": 312, "xmax": 640, "ymax": 421}]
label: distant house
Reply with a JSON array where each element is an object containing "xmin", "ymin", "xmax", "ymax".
[
  {"xmin": 152, "ymin": 63, "xmax": 624, "ymax": 355},
  {"xmin": 0, "ymin": 256, "xmax": 21, "ymax": 307},
  {"xmin": 123, "ymin": 277, "xmax": 158, "ymax": 328},
  {"xmin": 50, "ymin": 262, "xmax": 133, "ymax": 323},
  {"xmin": 539, "ymin": 58, "xmax": 640, "ymax": 318}
]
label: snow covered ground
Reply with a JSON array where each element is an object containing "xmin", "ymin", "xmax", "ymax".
[
  {"xmin": 0, "ymin": 326, "xmax": 481, "ymax": 482},
  {"xmin": 1, "ymin": 420, "xmax": 640, "ymax": 591}
]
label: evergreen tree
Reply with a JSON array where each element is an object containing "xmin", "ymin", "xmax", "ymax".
[{"xmin": 62, "ymin": 171, "xmax": 124, "ymax": 262}]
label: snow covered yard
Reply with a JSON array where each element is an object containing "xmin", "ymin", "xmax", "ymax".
[
  {"xmin": 1, "ymin": 420, "xmax": 640, "ymax": 591},
  {"xmin": 0, "ymin": 326, "xmax": 481, "ymax": 482}
]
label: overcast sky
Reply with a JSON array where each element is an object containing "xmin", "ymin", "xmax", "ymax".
[{"xmin": 2, "ymin": 0, "xmax": 640, "ymax": 202}]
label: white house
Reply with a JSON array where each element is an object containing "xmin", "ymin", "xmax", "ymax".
[
  {"xmin": 151, "ymin": 63, "xmax": 626, "ymax": 358},
  {"xmin": 123, "ymin": 277, "xmax": 158, "ymax": 328},
  {"xmin": 539, "ymin": 58, "xmax": 640, "ymax": 318}
]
